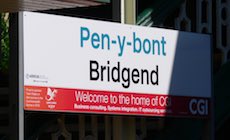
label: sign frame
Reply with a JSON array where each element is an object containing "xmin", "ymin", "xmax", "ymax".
[{"xmin": 19, "ymin": 11, "xmax": 212, "ymax": 119}]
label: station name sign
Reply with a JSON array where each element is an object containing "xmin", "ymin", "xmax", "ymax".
[{"xmin": 21, "ymin": 12, "xmax": 211, "ymax": 118}]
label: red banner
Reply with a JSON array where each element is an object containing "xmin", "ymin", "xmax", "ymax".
[{"xmin": 24, "ymin": 86, "xmax": 210, "ymax": 118}]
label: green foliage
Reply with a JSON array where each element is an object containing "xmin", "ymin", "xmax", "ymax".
[{"xmin": 0, "ymin": 13, "xmax": 9, "ymax": 73}]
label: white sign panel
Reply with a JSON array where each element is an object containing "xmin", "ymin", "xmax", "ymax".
[{"xmin": 21, "ymin": 12, "xmax": 211, "ymax": 117}]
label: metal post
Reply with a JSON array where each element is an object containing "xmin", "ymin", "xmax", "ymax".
[
  {"xmin": 111, "ymin": 1, "xmax": 124, "ymax": 140},
  {"xmin": 121, "ymin": 0, "xmax": 136, "ymax": 24},
  {"xmin": 121, "ymin": 0, "xmax": 136, "ymax": 139},
  {"xmin": 18, "ymin": 12, "xmax": 24, "ymax": 140},
  {"xmin": 112, "ymin": 0, "xmax": 137, "ymax": 139},
  {"xmin": 9, "ymin": 12, "xmax": 19, "ymax": 140}
]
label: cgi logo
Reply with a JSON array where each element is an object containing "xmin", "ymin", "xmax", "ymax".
[{"xmin": 189, "ymin": 99, "xmax": 208, "ymax": 115}]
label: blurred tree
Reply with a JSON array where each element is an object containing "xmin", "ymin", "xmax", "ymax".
[{"xmin": 0, "ymin": 13, "xmax": 9, "ymax": 74}]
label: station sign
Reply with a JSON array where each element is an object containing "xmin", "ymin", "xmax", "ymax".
[{"xmin": 20, "ymin": 12, "xmax": 211, "ymax": 117}]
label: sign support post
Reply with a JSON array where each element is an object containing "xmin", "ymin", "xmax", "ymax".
[
  {"xmin": 121, "ymin": 0, "xmax": 136, "ymax": 140},
  {"xmin": 9, "ymin": 13, "xmax": 20, "ymax": 140}
]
